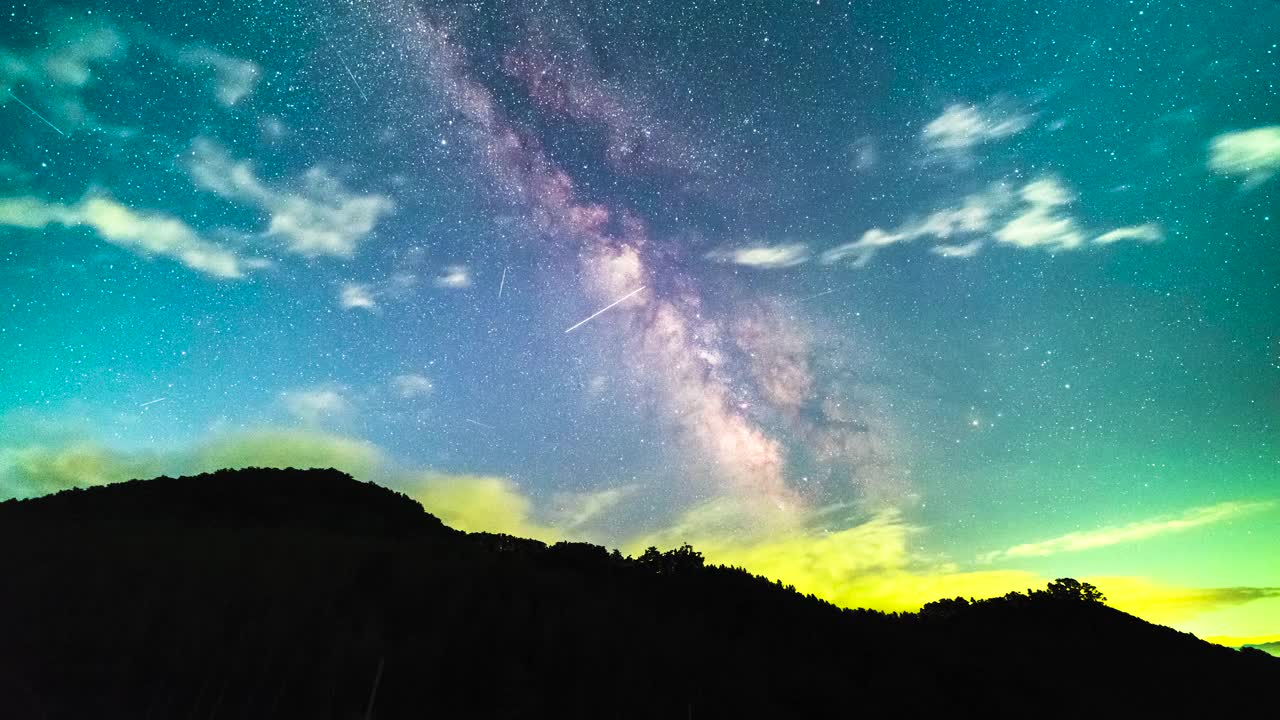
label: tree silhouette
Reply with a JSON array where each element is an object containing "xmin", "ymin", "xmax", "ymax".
[
  {"xmin": 919, "ymin": 596, "xmax": 971, "ymax": 620},
  {"xmin": 1044, "ymin": 577, "xmax": 1106, "ymax": 604},
  {"xmin": 638, "ymin": 543, "xmax": 705, "ymax": 575}
]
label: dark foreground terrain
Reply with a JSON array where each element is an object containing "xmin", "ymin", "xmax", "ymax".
[{"xmin": 1, "ymin": 468, "xmax": 1274, "ymax": 718}]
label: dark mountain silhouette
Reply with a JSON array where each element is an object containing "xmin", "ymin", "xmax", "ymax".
[{"xmin": 1, "ymin": 468, "xmax": 1274, "ymax": 718}]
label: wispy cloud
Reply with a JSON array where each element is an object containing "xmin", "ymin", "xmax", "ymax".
[
  {"xmin": 132, "ymin": 22, "xmax": 263, "ymax": 107},
  {"xmin": 820, "ymin": 184, "xmax": 1010, "ymax": 266},
  {"xmin": 707, "ymin": 243, "xmax": 810, "ymax": 269},
  {"xmin": 335, "ymin": 273, "xmax": 419, "ymax": 310},
  {"xmin": 923, "ymin": 98, "xmax": 1033, "ymax": 155},
  {"xmin": 280, "ymin": 386, "xmax": 351, "ymax": 424},
  {"xmin": 0, "ymin": 430, "xmax": 385, "ymax": 501},
  {"xmin": 188, "ymin": 137, "xmax": 394, "ymax": 257},
  {"xmin": 628, "ymin": 500, "xmax": 1046, "ymax": 612},
  {"xmin": 849, "ymin": 137, "xmax": 877, "ymax": 171},
  {"xmin": 173, "ymin": 45, "xmax": 260, "ymax": 106},
  {"xmin": 0, "ymin": 442, "xmax": 159, "ymax": 499},
  {"xmin": 339, "ymin": 283, "xmax": 378, "ymax": 311},
  {"xmin": 930, "ymin": 240, "xmax": 984, "ymax": 259},
  {"xmin": 407, "ymin": 473, "xmax": 563, "ymax": 541},
  {"xmin": 978, "ymin": 500, "xmax": 1276, "ymax": 563},
  {"xmin": 390, "ymin": 373, "xmax": 433, "ymax": 399},
  {"xmin": 0, "ymin": 18, "xmax": 125, "ymax": 132},
  {"xmin": 0, "ymin": 193, "xmax": 266, "ymax": 278},
  {"xmin": 1094, "ymin": 223, "xmax": 1164, "ymax": 246},
  {"xmin": 822, "ymin": 229, "xmax": 915, "ymax": 268},
  {"xmin": 2, "ymin": 16, "xmax": 263, "ymax": 134},
  {"xmin": 993, "ymin": 177, "xmax": 1085, "ymax": 252},
  {"xmin": 549, "ymin": 486, "xmax": 636, "ymax": 531},
  {"xmin": 433, "ymin": 265, "xmax": 472, "ymax": 288},
  {"xmin": 1208, "ymin": 126, "xmax": 1280, "ymax": 188},
  {"xmin": 822, "ymin": 177, "xmax": 1161, "ymax": 267}
]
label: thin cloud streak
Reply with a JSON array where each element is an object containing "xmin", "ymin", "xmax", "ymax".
[
  {"xmin": 706, "ymin": 243, "xmax": 810, "ymax": 269},
  {"xmin": 978, "ymin": 500, "xmax": 1275, "ymax": 563}
]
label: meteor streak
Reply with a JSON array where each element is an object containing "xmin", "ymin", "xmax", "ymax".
[
  {"xmin": 6, "ymin": 91, "xmax": 66, "ymax": 136},
  {"xmin": 798, "ymin": 288, "xmax": 838, "ymax": 302},
  {"xmin": 339, "ymin": 55, "xmax": 369, "ymax": 102},
  {"xmin": 564, "ymin": 286, "xmax": 644, "ymax": 334}
]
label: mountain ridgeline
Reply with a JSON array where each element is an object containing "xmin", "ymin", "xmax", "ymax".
[{"xmin": 1, "ymin": 468, "xmax": 1274, "ymax": 718}]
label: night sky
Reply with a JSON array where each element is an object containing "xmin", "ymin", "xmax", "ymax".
[{"xmin": 3, "ymin": 1, "xmax": 1278, "ymax": 644}]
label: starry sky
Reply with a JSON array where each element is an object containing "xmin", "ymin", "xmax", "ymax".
[{"xmin": 2, "ymin": 0, "xmax": 1278, "ymax": 644}]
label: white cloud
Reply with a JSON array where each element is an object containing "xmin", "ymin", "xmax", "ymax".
[
  {"xmin": 549, "ymin": 486, "xmax": 636, "ymax": 530},
  {"xmin": 979, "ymin": 500, "xmax": 1275, "ymax": 563},
  {"xmin": 389, "ymin": 272, "xmax": 418, "ymax": 290},
  {"xmin": 1019, "ymin": 177, "xmax": 1073, "ymax": 207},
  {"xmin": 434, "ymin": 265, "xmax": 471, "ymax": 288},
  {"xmin": 339, "ymin": 283, "xmax": 377, "ymax": 310},
  {"xmin": 391, "ymin": 373, "xmax": 433, "ymax": 399},
  {"xmin": 923, "ymin": 98, "xmax": 1033, "ymax": 153},
  {"xmin": 335, "ymin": 271, "xmax": 419, "ymax": 308},
  {"xmin": 994, "ymin": 177, "xmax": 1085, "ymax": 252},
  {"xmin": 821, "ymin": 186, "xmax": 1012, "ymax": 267},
  {"xmin": 931, "ymin": 240, "xmax": 984, "ymax": 259},
  {"xmin": 820, "ymin": 229, "xmax": 908, "ymax": 268},
  {"xmin": 0, "ymin": 194, "xmax": 265, "ymax": 278},
  {"xmin": 913, "ymin": 193, "xmax": 1005, "ymax": 238},
  {"xmin": 993, "ymin": 209, "xmax": 1085, "ymax": 251},
  {"xmin": 823, "ymin": 176, "xmax": 1160, "ymax": 266},
  {"xmin": 188, "ymin": 137, "xmax": 393, "ymax": 257},
  {"xmin": 1094, "ymin": 223, "xmax": 1164, "ymax": 246},
  {"xmin": 337, "ymin": 273, "xmax": 420, "ymax": 311},
  {"xmin": 175, "ymin": 46, "xmax": 260, "ymax": 106},
  {"xmin": 281, "ymin": 387, "xmax": 349, "ymax": 424},
  {"xmin": 707, "ymin": 243, "xmax": 810, "ymax": 269},
  {"xmin": 1207, "ymin": 126, "xmax": 1280, "ymax": 187}
]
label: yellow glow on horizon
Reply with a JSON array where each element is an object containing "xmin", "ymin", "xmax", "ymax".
[
  {"xmin": 408, "ymin": 473, "xmax": 563, "ymax": 542},
  {"xmin": 5, "ymin": 433, "xmax": 1273, "ymax": 644}
]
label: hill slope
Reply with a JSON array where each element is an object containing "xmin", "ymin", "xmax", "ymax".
[{"xmin": 1, "ymin": 468, "xmax": 1274, "ymax": 718}]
